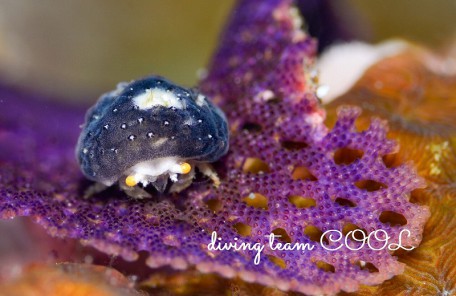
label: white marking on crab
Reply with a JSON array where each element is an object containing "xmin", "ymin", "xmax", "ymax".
[
  {"xmin": 196, "ymin": 94, "xmax": 207, "ymax": 106},
  {"xmin": 151, "ymin": 137, "xmax": 168, "ymax": 147},
  {"xmin": 183, "ymin": 117, "xmax": 194, "ymax": 125},
  {"xmin": 132, "ymin": 173, "xmax": 149, "ymax": 187},
  {"xmin": 126, "ymin": 157, "xmax": 190, "ymax": 186},
  {"xmin": 115, "ymin": 82, "xmax": 128, "ymax": 94},
  {"xmin": 133, "ymin": 88, "xmax": 184, "ymax": 110},
  {"xmin": 169, "ymin": 173, "xmax": 178, "ymax": 182}
]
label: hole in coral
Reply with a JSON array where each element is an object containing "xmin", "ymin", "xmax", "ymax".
[
  {"xmin": 304, "ymin": 225, "xmax": 328, "ymax": 245},
  {"xmin": 342, "ymin": 223, "xmax": 367, "ymax": 241},
  {"xmin": 391, "ymin": 247, "xmax": 416, "ymax": 259},
  {"xmin": 288, "ymin": 195, "xmax": 316, "ymax": 208},
  {"xmin": 243, "ymin": 158, "xmax": 270, "ymax": 174},
  {"xmin": 271, "ymin": 228, "xmax": 292, "ymax": 244},
  {"xmin": 382, "ymin": 152, "xmax": 403, "ymax": 168},
  {"xmin": 354, "ymin": 117, "xmax": 370, "ymax": 132},
  {"xmin": 333, "ymin": 147, "xmax": 364, "ymax": 165},
  {"xmin": 323, "ymin": 112, "xmax": 337, "ymax": 130},
  {"xmin": 266, "ymin": 97, "xmax": 281, "ymax": 104},
  {"xmin": 233, "ymin": 222, "xmax": 252, "ymax": 237},
  {"xmin": 243, "ymin": 193, "xmax": 268, "ymax": 210},
  {"xmin": 205, "ymin": 199, "xmax": 222, "ymax": 212},
  {"xmin": 267, "ymin": 255, "xmax": 287, "ymax": 269},
  {"xmin": 355, "ymin": 180, "xmax": 387, "ymax": 192},
  {"xmin": 241, "ymin": 122, "xmax": 262, "ymax": 133},
  {"xmin": 334, "ymin": 197, "xmax": 356, "ymax": 207},
  {"xmin": 355, "ymin": 261, "xmax": 379, "ymax": 273},
  {"xmin": 281, "ymin": 140, "xmax": 309, "ymax": 151},
  {"xmin": 409, "ymin": 189, "xmax": 426, "ymax": 204},
  {"xmin": 291, "ymin": 166, "xmax": 317, "ymax": 181},
  {"xmin": 315, "ymin": 260, "xmax": 335, "ymax": 273},
  {"xmin": 379, "ymin": 211, "xmax": 407, "ymax": 226}
]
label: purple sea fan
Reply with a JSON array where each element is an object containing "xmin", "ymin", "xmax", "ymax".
[{"xmin": 0, "ymin": 0, "xmax": 429, "ymax": 295}]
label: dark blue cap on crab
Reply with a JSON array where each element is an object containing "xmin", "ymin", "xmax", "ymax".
[{"xmin": 76, "ymin": 75, "xmax": 229, "ymax": 186}]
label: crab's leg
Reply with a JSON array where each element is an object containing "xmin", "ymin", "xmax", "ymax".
[
  {"xmin": 119, "ymin": 176, "xmax": 152, "ymax": 199},
  {"xmin": 83, "ymin": 182, "xmax": 108, "ymax": 199},
  {"xmin": 197, "ymin": 163, "xmax": 221, "ymax": 187}
]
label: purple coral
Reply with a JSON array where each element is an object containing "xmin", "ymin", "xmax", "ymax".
[{"xmin": 0, "ymin": 0, "xmax": 429, "ymax": 295}]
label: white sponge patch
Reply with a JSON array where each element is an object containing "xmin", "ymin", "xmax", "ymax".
[{"xmin": 133, "ymin": 88, "xmax": 184, "ymax": 110}]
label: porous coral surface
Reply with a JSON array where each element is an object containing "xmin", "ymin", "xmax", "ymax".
[{"xmin": 0, "ymin": 0, "xmax": 429, "ymax": 295}]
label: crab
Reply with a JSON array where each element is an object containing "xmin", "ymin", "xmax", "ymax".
[{"xmin": 76, "ymin": 75, "xmax": 229, "ymax": 198}]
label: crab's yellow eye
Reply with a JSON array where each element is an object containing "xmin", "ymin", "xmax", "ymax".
[
  {"xmin": 180, "ymin": 162, "xmax": 192, "ymax": 174},
  {"xmin": 125, "ymin": 175, "xmax": 138, "ymax": 187}
]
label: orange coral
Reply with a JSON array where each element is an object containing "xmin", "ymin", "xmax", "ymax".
[{"xmin": 0, "ymin": 263, "xmax": 142, "ymax": 296}]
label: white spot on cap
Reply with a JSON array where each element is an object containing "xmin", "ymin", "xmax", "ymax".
[
  {"xmin": 196, "ymin": 94, "xmax": 207, "ymax": 106},
  {"xmin": 105, "ymin": 82, "xmax": 128, "ymax": 97},
  {"xmin": 183, "ymin": 118, "xmax": 194, "ymax": 125},
  {"xmin": 153, "ymin": 137, "xmax": 168, "ymax": 146},
  {"xmin": 133, "ymin": 88, "xmax": 184, "ymax": 110}
]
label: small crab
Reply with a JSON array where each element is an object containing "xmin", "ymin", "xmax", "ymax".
[{"xmin": 76, "ymin": 75, "xmax": 229, "ymax": 198}]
